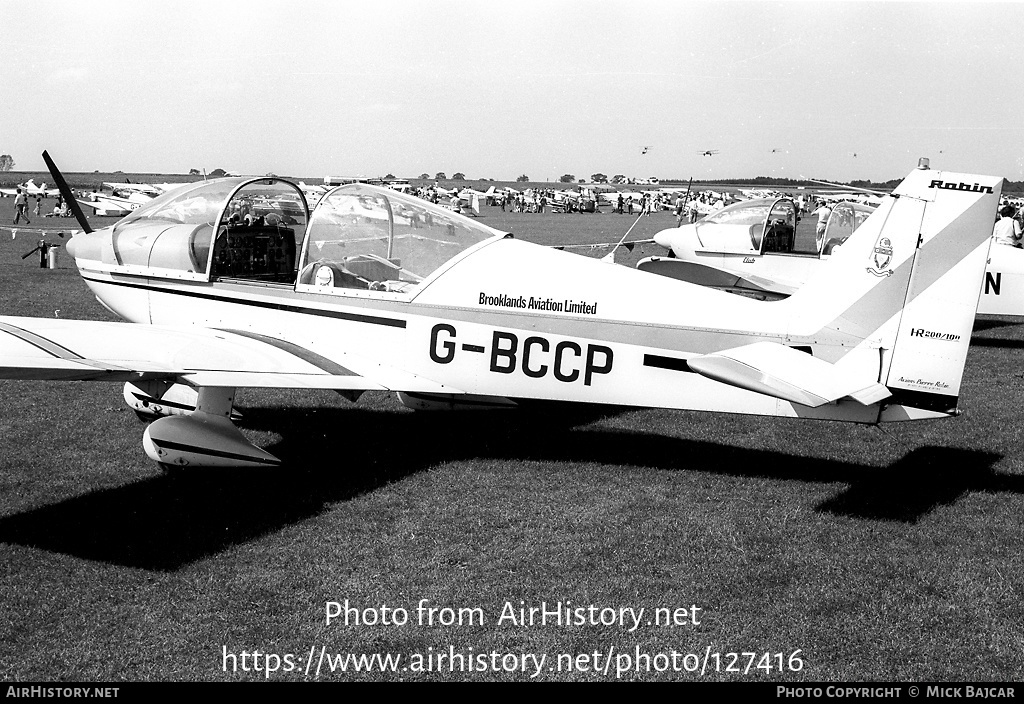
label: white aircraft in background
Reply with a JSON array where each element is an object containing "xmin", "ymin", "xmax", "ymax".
[
  {"xmin": 149, "ymin": 182, "xmax": 195, "ymax": 194},
  {"xmin": 103, "ymin": 182, "xmax": 163, "ymax": 198},
  {"xmin": 0, "ymin": 179, "xmax": 60, "ymax": 198},
  {"xmin": 441, "ymin": 186, "xmax": 495, "ymax": 216},
  {"xmin": 0, "ymin": 151, "xmax": 1002, "ymax": 470},
  {"xmin": 76, "ymin": 184, "xmax": 157, "ymax": 217},
  {"xmin": 297, "ymin": 181, "xmax": 328, "ymax": 206},
  {"xmin": 640, "ymin": 165, "xmax": 1023, "ymax": 316}
]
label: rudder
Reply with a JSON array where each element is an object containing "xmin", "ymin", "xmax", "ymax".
[{"xmin": 880, "ymin": 168, "xmax": 1002, "ymax": 419}]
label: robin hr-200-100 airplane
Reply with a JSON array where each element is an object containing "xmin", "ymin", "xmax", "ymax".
[
  {"xmin": 0, "ymin": 152, "xmax": 1003, "ymax": 469},
  {"xmin": 641, "ymin": 163, "xmax": 1024, "ymax": 316}
]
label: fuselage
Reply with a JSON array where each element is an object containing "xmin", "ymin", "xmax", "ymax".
[
  {"xmin": 64, "ymin": 175, "xmax": 991, "ymax": 427},
  {"xmin": 79, "ymin": 234, "xmax": 891, "ymax": 422}
]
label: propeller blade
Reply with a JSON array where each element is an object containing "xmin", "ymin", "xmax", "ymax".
[{"xmin": 41, "ymin": 150, "xmax": 93, "ymax": 234}]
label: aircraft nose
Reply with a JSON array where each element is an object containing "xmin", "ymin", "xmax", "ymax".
[{"xmin": 653, "ymin": 229, "xmax": 676, "ymax": 250}]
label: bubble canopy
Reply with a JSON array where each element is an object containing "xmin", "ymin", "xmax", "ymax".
[
  {"xmin": 296, "ymin": 184, "xmax": 507, "ymax": 295},
  {"xmin": 93, "ymin": 179, "xmax": 504, "ymax": 291},
  {"xmin": 107, "ymin": 177, "xmax": 309, "ymax": 281}
]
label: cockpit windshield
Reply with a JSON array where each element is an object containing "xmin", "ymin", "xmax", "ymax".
[
  {"xmin": 693, "ymin": 198, "xmax": 775, "ymax": 252},
  {"xmin": 107, "ymin": 177, "xmax": 308, "ymax": 281},
  {"xmin": 117, "ymin": 178, "xmax": 247, "ymax": 228},
  {"xmin": 821, "ymin": 201, "xmax": 875, "ymax": 254},
  {"xmin": 694, "ymin": 197, "xmax": 814, "ymax": 255},
  {"xmin": 701, "ymin": 198, "xmax": 775, "ymax": 228},
  {"xmin": 297, "ymin": 184, "xmax": 505, "ymax": 295}
]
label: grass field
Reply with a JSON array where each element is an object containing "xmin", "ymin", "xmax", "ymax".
[{"xmin": 0, "ymin": 192, "xmax": 1023, "ymax": 682}]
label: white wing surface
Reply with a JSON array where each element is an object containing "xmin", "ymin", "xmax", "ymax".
[{"xmin": 0, "ymin": 316, "xmax": 458, "ymax": 393}]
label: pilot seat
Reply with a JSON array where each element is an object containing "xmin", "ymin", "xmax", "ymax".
[{"xmin": 211, "ymin": 217, "xmax": 297, "ymax": 283}]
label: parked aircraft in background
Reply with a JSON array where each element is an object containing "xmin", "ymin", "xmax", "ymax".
[
  {"xmin": 640, "ymin": 175, "xmax": 1022, "ymax": 316},
  {"xmin": 103, "ymin": 182, "xmax": 163, "ymax": 198},
  {"xmin": 76, "ymin": 194, "xmax": 138, "ymax": 217},
  {"xmin": 0, "ymin": 152, "xmax": 1002, "ymax": 470},
  {"xmin": 76, "ymin": 182, "xmax": 161, "ymax": 217},
  {"xmin": 0, "ymin": 179, "xmax": 60, "ymax": 198},
  {"xmin": 638, "ymin": 196, "xmax": 875, "ymax": 299},
  {"xmin": 297, "ymin": 181, "xmax": 328, "ymax": 206}
]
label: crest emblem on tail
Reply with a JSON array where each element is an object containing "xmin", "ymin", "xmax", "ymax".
[{"xmin": 868, "ymin": 235, "xmax": 894, "ymax": 276}]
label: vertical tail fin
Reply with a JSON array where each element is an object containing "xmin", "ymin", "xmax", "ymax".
[
  {"xmin": 782, "ymin": 165, "xmax": 1002, "ymax": 419},
  {"xmin": 879, "ymin": 169, "xmax": 1002, "ymax": 418}
]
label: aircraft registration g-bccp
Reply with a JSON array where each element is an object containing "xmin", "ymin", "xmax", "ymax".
[
  {"xmin": 0, "ymin": 154, "xmax": 1003, "ymax": 469},
  {"xmin": 642, "ymin": 168, "xmax": 1024, "ymax": 316}
]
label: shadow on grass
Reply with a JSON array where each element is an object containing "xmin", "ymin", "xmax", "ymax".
[
  {"xmin": 971, "ymin": 316, "xmax": 1024, "ymax": 334},
  {"xmin": 0, "ymin": 403, "xmax": 1010, "ymax": 570},
  {"xmin": 814, "ymin": 447, "xmax": 1003, "ymax": 521},
  {"xmin": 968, "ymin": 336, "xmax": 1024, "ymax": 350}
]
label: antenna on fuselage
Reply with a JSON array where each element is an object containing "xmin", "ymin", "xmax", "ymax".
[
  {"xmin": 41, "ymin": 150, "xmax": 93, "ymax": 234},
  {"xmin": 602, "ymin": 209, "xmax": 648, "ymax": 264}
]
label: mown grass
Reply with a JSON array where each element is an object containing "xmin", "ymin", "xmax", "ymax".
[{"xmin": 0, "ymin": 196, "xmax": 1022, "ymax": 682}]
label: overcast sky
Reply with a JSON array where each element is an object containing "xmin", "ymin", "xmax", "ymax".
[{"xmin": 2, "ymin": 0, "xmax": 1022, "ymax": 182}]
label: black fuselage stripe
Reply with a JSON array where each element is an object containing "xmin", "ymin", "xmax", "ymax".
[
  {"xmin": 216, "ymin": 328, "xmax": 357, "ymax": 376},
  {"xmin": 643, "ymin": 354, "xmax": 694, "ymax": 373},
  {"xmin": 131, "ymin": 392, "xmax": 195, "ymax": 412},
  {"xmin": 81, "ymin": 275, "xmax": 407, "ymax": 329},
  {"xmin": 150, "ymin": 438, "xmax": 281, "ymax": 465}
]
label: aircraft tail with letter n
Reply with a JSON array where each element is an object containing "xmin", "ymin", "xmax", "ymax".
[{"xmin": 762, "ymin": 163, "xmax": 1003, "ymax": 421}]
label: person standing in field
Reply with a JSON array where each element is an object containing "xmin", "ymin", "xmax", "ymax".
[
  {"xmin": 33, "ymin": 195, "xmax": 42, "ymax": 216},
  {"xmin": 674, "ymin": 194, "xmax": 686, "ymax": 226},
  {"xmin": 13, "ymin": 188, "xmax": 30, "ymax": 224},
  {"xmin": 993, "ymin": 205, "xmax": 1022, "ymax": 247},
  {"xmin": 811, "ymin": 200, "xmax": 832, "ymax": 249}
]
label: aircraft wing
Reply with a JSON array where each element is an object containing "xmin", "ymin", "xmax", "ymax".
[
  {"xmin": 687, "ymin": 341, "xmax": 890, "ymax": 408},
  {"xmin": 0, "ymin": 316, "xmax": 459, "ymax": 393},
  {"xmin": 76, "ymin": 199, "xmax": 130, "ymax": 214},
  {"xmin": 635, "ymin": 258, "xmax": 795, "ymax": 299}
]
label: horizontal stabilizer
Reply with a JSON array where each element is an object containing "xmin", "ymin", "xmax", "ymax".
[{"xmin": 687, "ymin": 341, "xmax": 890, "ymax": 408}]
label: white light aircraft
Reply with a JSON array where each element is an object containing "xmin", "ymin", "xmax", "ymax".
[
  {"xmin": 0, "ymin": 152, "xmax": 1002, "ymax": 470},
  {"xmin": 0, "ymin": 179, "xmax": 60, "ymax": 198},
  {"xmin": 297, "ymin": 181, "xmax": 328, "ymax": 206},
  {"xmin": 77, "ymin": 188, "xmax": 155, "ymax": 217},
  {"xmin": 641, "ymin": 169, "xmax": 1024, "ymax": 316},
  {"xmin": 102, "ymin": 182, "xmax": 163, "ymax": 198},
  {"xmin": 442, "ymin": 186, "xmax": 494, "ymax": 216}
]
